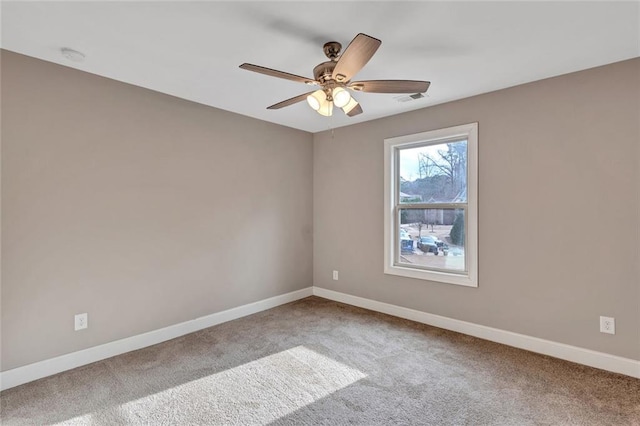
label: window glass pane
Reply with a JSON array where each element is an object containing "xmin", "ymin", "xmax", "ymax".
[
  {"xmin": 398, "ymin": 208, "xmax": 466, "ymax": 272},
  {"xmin": 399, "ymin": 140, "xmax": 467, "ymax": 203}
]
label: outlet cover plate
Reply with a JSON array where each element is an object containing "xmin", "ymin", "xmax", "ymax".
[
  {"xmin": 599, "ymin": 316, "xmax": 615, "ymax": 334},
  {"xmin": 75, "ymin": 313, "xmax": 88, "ymax": 331}
]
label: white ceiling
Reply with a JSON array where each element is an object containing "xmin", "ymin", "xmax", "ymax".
[{"xmin": 2, "ymin": 1, "xmax": 639, "ymax": 133}]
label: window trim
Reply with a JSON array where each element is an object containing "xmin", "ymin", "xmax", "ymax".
[{"xmin": 384, "ymin": 123, "xmax": 478, "ymax": 287}]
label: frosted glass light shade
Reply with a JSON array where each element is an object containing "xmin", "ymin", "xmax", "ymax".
[
  {"xmin": 306, "ymin": 90, "xmax": 325, "ymax": 111},
  {"xmin": 332, "ymin": 87, "xmax": 351, "ymax": 108},
  {"xmin": 341, "ymin": 97, "xmax": 359, "ymax": 114},
  {"xmin": 317, "ymin": 100, "xmax": 333, "ymax": 116}
]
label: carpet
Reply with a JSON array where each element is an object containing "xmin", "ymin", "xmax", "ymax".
[{"xmin": 1, "ymin": 296, "xmax": 639, "ymax": 425}]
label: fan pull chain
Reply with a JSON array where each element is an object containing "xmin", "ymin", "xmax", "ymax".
[{"xmin": 325, "ymin": 113, "xmax": 335, "ymax": 139}]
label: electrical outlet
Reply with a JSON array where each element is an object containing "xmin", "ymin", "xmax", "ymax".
[
  {"xmin": 75, "ymin": 313, "xmax": 88, "ymax": 331},
  {"xmin": 599, "ymin": 316, "xmax": 615, "ymax": 335},
  {"xmin": 332, "ymin": 270, "xmax": 339, "ymax": 281}
]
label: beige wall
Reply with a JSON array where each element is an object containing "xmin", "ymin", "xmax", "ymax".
[
  {"xmin": 314, "ymin": 58, "xmax": 640, "ymax": 360},
  {"xmin": 1, "ymin": 51, "xmax": 313, "ymax": 370},
  {"xmin": 2, "ymin": 49, "xmax": 638, "ymax": 373}
]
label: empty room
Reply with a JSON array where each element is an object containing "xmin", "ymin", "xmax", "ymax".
[{"xmin": 1, "ymin": 1, "xmax": 639, "ymax": 425}]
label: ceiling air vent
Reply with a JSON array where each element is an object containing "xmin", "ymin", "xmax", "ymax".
[{"xmin": 393, "ymin": 93, "xmax": 425, "ymax": 103}]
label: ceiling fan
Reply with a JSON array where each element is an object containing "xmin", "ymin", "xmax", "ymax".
[{"xmin": 240, "ymin": 33, "xmax": 430, "ymax": 117}]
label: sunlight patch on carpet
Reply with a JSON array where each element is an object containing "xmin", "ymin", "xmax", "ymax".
[{"xmin": 54, "ymin": 346, "xmax": 366, "ymax": 424}]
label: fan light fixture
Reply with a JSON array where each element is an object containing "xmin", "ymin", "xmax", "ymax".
[
  {"xmin": 306, "ymin": 87, "xmax": 352, "ymax": 116},
  {"xmin": 306, "ymin": 90, "xmax": 324, "ymax": 111},
  {"xmin": 306, "ymin": 89, "xmax": 334, "ymax": 116},
  {"xmin": 332, "ymin": 87, "xmax": 351, "ymax": 108},
  {"xmin": 317, "ymin": 98, "xmax": 333, "ymax": 116}
]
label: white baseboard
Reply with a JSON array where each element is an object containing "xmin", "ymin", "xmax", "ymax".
[
  {"xmin": 312, "ymin": 287, "xmax": 640, "ymax": 379},
  {"xmin": 0, "ymin": 287, "xmax": 313, "ymax": 391},
  {"xmin": 3, "ymin": 285, "xmax": 637, "ymax": 391}
]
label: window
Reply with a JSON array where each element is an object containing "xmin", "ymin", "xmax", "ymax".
[{"xmin": 384, "ymin": 123, "xmax": 478, "ymax": 287}]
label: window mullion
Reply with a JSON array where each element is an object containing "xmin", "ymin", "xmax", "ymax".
[{"xmin": 400, "ymin": 203, "xmax": 466, "ymax": 210}]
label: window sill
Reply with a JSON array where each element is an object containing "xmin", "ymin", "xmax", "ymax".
[{"xmin": 384, "ymin": 264, "xmax": 477, "ymax": 287}]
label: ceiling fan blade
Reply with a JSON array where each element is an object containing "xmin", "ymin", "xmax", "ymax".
[
  {"xmin": 332, "ymin": 33, "xmax": 381, "ymax": 83},
  {"xmin": 240, "ymin": 63, "xmax": 317, "ymax": 85},
  {"xmin": 349, "ymin": 80, "xmax": 430, "ymax": 94},
  {"xmin": 267, "ymin": 91, "xmax": 315, "ymax": 110},
  {"xmin": 345, "ymin": 103, "xmax": 363, "ymax": 117}
]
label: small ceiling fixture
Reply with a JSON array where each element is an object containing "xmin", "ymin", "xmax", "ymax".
[
  {"xmin": 240, "ymin": 33, "xmax": 430, "ymax": 118},
  {"xmin": 60, "ymin": 47, "xmax": 85, "ymax": 63}
]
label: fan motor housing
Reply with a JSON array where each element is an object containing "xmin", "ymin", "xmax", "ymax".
[{"xmin": 313, "ymin": 61, "xmax": 337, "ymax": 84}]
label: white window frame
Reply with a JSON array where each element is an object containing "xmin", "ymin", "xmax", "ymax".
[{"xmin": 384, "ymin": 123, "xmax": 478, "ymax": 287}]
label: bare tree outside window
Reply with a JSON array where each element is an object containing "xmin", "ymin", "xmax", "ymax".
[
  {"xmin": 402, "ymin": 140, "xmax": 467, "ymax": 204},
  {"xmin": 397, "ymin": 140, "xmax": 468, "ymax": 272}
]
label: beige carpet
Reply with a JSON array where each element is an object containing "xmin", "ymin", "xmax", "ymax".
[{"xmin": 1, "ymin": 296, "xmax": 639, "ymax": 425}]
